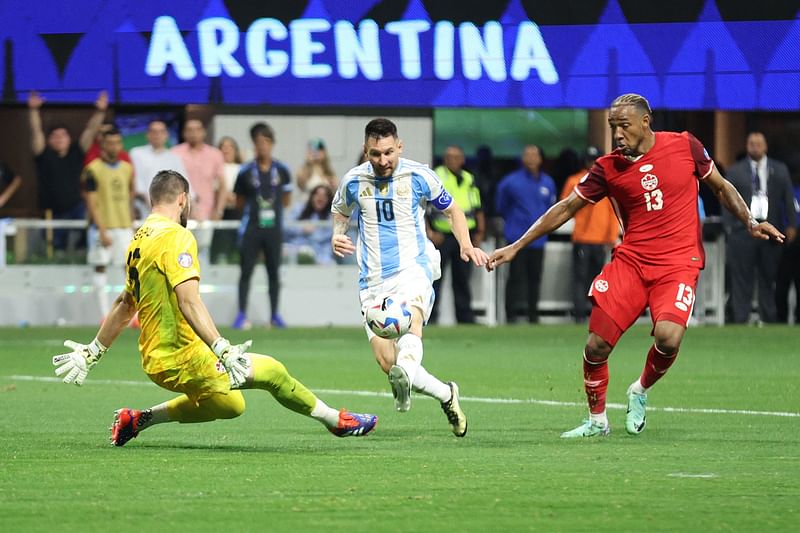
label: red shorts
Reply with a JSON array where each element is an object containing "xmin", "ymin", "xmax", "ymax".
[{"xmin": 588, "ymin": 255, "xmax": 700, "ymax": 345}]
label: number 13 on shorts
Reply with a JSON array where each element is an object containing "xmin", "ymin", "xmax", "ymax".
[{"xmin": 674, "ymin": 283, "xmax": 694, "ymax": 312}]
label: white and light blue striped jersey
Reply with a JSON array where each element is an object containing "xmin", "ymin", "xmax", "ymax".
[{"xmin": 333, "ymin": 158, "xmax": 453, "ymax": 289}]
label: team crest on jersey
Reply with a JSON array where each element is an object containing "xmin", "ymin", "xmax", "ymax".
[
  {"xmin": 639, "ymin": 164, "xmax": 654, "ymax": 172},
  {"xmin": 594, "ymin": 279, "xmax": 609, "ymax": 293},
  {"xmin": 641, "ymin": 173, "xmax": 659, "ymax": 191},
  {"xmin": 178, "ymin": 252, "xmax": 193, "ymax": 268},
  {"xmin": 395, "ymin": 183, "xmax": 410, "ymax": 197}
]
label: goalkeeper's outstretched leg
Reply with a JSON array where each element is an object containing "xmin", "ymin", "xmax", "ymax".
[{"xmin": 110, "ymin": 353, "xmax": 377, "ymax": 446}]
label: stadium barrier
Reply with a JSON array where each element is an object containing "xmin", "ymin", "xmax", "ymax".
[{"xmin": 0, "ymin": 218, "xmax": 727, "ymax": 327}]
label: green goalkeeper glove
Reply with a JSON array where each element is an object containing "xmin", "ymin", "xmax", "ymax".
[{"xmin": 52, "ymin": 338, "xmax": 107, "ymax": 386}]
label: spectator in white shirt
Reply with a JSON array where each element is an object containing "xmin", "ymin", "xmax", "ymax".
[{"xmin": 129, "ymin": 120, "xmax": 186, "ymax": 217}]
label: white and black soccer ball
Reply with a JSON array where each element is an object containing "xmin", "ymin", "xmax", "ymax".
[{"xmin": 366, "ymin": 296, "xmax": 412, "ymax": 339}]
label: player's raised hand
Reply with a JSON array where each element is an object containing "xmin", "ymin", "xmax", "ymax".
[
  {"xmin": 750, "ymin": 221, "xmax": 785, "ymax": 243},
  {"xmin": 486, "ymin": 244, "xmax": 518, "ymax": 272},
  {"xmin": 28, "ymin": 91, "xmax": 44, "ymax": 109},
  {"xmin": 52, "ymin": 339, "xmax": 107, "ymax": 386},
  {"xmin": 460, "ymin": 246, "xmax": 489, "ymax": 267},
  {"xmin": 95, "ymin": 90, "xmax": 109, "ymax": 111},
  {"xmin": 331, "ymin": 234, "xmax": 355, "ymax": 258}
]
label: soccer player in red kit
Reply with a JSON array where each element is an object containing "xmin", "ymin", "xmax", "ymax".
[{"xmin": 488, "ymin": 94, "xmax": 785, "ymax": 437}]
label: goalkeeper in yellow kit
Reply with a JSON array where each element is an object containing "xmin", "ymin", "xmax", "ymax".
[{"xmin": 52, "ymin": 169, "xmax": 377, "ymax": 445}]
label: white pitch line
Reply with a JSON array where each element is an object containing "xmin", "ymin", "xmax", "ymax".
[
  {"xmin": 6, "ymin": 375, "xmax": 800, "ymax": 418},
  {"xmin": 667, "ymin": 473, "xmax": 718, "ymax": 479}
]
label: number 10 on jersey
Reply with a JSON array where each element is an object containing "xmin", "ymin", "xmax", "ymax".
[{"xmin": 375, "ymin": 199, "xmax": 394, "ymax": 222}]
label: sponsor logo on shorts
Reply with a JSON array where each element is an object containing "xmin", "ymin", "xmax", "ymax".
[
  {"xmin": 641, "ymin": 173, "xmax": 659, "ymax": 191},
  {"xmin": 674, "ymin": 302, "xmax": 689, "ymax": 312},
  {"xmin": 178, "ymin": 252, "xmax": 193, "ymax": 268},
  {"xmin": 215, "ymin": 360, "xmax": 225, "ymax": 373},
  {"xmin": 639, "ymin": 164, "xmax": 654, "ymax": 172},
  {"xmin": 594, "ymin": 279, "xmax": 609, "ymax": 293}
]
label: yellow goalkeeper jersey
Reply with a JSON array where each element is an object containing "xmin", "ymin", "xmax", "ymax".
[{"xmin": 125, "ymin": 213, "xmax": 208, "ymax": 375}]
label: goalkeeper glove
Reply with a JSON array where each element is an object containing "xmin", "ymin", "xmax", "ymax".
[
  {"xmin": 211, "ymin": 337, "xmax": 253, "ymax": 389},
  {"xmin": 52, "ymin": 338, "xmax": 107, "ymax": 386}
]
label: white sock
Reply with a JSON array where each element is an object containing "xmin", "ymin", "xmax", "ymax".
[
  {"xmin": 630, "ymin": 380, "xmax": 647, "ymax": 395},
  {"xmin": 411, "ymin": 365, "xmax": 451, "ymax": 403},
  {"xmin": 310, "ymin": 398, "xmax": 340, "ymax": 428},
  {"xmin": 138, "ymin": 401, "xmax": 171, "ymax": 432},
  {"xmin": 93, "ymin": 272, "xmax": 110, "ymax": 317},
  {"xmin": 589, "ymin": 411, "xmax": 608, "ymax": 427},
  {"xmin": 395, "ymin": 333, "xmax": 423, "ymax": 384}
]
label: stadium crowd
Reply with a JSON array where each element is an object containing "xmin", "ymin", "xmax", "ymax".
[{"xmin": 0, "ymin": 91, "xmax": 798, "ymax": 327}]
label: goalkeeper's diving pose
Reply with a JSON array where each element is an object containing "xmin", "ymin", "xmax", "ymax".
[{"xmin": 52, "ymin": 169, "xmax": 377, "ymax": 446}]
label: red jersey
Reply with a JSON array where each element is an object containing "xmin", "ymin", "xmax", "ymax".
[{"xmin": 575, "ymin": 131, "xmax": 713, "ymax": 268}]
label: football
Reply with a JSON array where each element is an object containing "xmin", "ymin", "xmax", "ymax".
[{"xmin": 366, "ymin": 296, "xmax": 412, "ymax": 339}]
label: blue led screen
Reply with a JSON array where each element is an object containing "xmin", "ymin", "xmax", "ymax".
[{"xmin": 2, "ymin": 0, "xmax": 800, "ymax": 110}]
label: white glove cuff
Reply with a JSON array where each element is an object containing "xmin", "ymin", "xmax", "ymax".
[
  {"xmin": 211, "ymin": 337, "xmax": 230, "ymax": 358},
  {"xmin": 87, "ymin": 337, "xmax": 108, "ymax": 361}
]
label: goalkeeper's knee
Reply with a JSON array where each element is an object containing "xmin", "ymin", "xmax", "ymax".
[
  {"xmin": 212, "ymin": 390, "xmax": 246, "ymax": 419},
  {"xmin": 250, "ymin": 354, "xmax": 292, "ymax": 395}
]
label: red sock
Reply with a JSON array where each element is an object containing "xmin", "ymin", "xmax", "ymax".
[
  {"xmin": 640, "ymin": 344, "xmax": 678, "ymax": 389},
  {"xmin": 583, "ymin": 355, "xmax": 609, "ymax": 414}
]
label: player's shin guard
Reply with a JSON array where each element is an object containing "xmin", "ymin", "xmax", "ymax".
[
  {"xmin": 395, "ymin": 333, "xmax": 423, "ymax": 384},
  {"xmin": 639, "ymin": 344, "xmax": 678, "ymax": 389},
  {"xmin": 583, "ymin": 352, "xmax": 609, "ymax": 415},
  {"xmin": 411, "ymin": 365, "xmax": 451, "ymax": 403},
  {"xmin": 250, "ymin": 354, "xmax": 317, "ymax": 416}
]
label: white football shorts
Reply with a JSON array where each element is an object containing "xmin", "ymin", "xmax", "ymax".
[
  {"xmin": 359, "ymin": 264, "xmax": 436, "ymax": 341},
  {"xmin": 87, "ymin": 226, "xmax": 134, "ymax": 267}
]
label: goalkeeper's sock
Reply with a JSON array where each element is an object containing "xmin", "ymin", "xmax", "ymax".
[
  {"xmin": 583, "ymin": 352, "xmax": 609, "ymax": 415},
  {"xmin": 93, "ymin": 272, "xmax": 110, "ymax": 318},
  {"xmin": 395, "ymin": 333, "xmax": 423, "ymax": 385},
  {"xmin": 310, "ymin": 399, "xmax": 340, "ymax": 428},
  {"xmin": 250, "ymin": 354, "xmax": 317, "ymax": 416},
  {"xmin": 640, "ymin": 344, "xmax": 678, "ymax": 389},
  {"xmin": 137, "ymin": 402, "xmax": 171, "ymax": 431},
  {"xmin": 411, "ymin": 365, "xmax": 451, "ymax": 403}
]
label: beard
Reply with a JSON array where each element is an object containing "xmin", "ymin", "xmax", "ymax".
[{"xmin": 179, "ymin": 209, "xmax": 188, "ymax": 228}]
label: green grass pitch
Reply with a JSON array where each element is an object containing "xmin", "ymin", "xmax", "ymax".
[{"xmin": 1, "ymin": 325, "xmax": 798, "ymax": 532}]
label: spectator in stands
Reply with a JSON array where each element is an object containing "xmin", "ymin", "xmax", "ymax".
[
  {"xmin": 84, "ymin": 122, "xmax": 131, "ymax": 166},
  {"xmin": 0, "ymin": 162, "xmax": 22, "ymax": 210},
  {"xmin": 560, "ymin": 146, "xmax": 619, "ymax": 323},
  {"xmin": 285, "ymin": 184, "xmax": 335, "ymax": 265},
  {"xmin": 210, "ymin": 136, "xmax": 243, "ymax": 264},
  {"xmin": 428, "ymin": 145, "xmax": 485, "ymax": 324},
  {"xmin": 129, "ymin": 119, "xmax": 186, "ymax": 218},
  {"xmin": 233, "ymin": 122, "xmax": 292, "ymax": 330},
  {"xmin": 28, "ymin": 90, "xmax": 108, "ymax": 259},
  {"xmin": 724, "ymin": 132, "xmax": 796, "ymax": 323},
  {"xmin": 81, "ymin": 127, "xmax": 134, "ymax": 320},
  {"xmin": 294, "ymin": 138, "xmax": 337, "ymax": 208},
  {"xmin": 775, "ymin": 172, "xmax": 800, "ymax": 324},
  {"xmin": 495, "ymin": 144, "xmax": 556, "ymax": 323},
  {"xmin": 171, "ymin": 119, "xmax": 226, "ymax": 264}
]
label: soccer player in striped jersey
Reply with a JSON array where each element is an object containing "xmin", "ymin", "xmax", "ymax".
[
  {"xmin": 52, "ymin": 170, "xmax": 377, "ymax": 445},
  {"xmin": 332, "ymin": 118, "xmax": 489, "ymax": 437}
]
